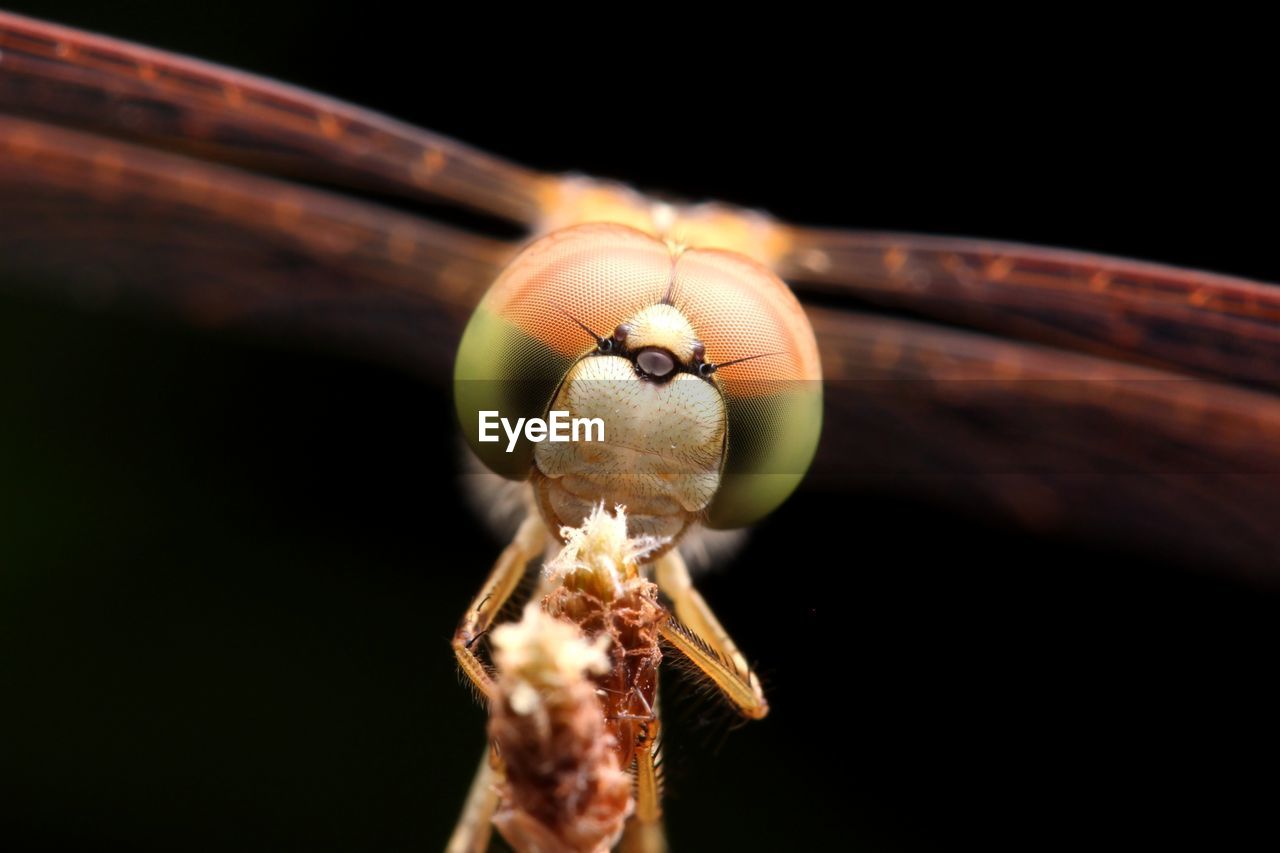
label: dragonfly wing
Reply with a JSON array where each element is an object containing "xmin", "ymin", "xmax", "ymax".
[
  {"xmin": 0, "ymin": 115, "xmax": 514, "ymax": 384},
  {"xmin": 810, "ymin": 304, "xmax": 1280, "ymax": 579},
  {"xmin": 0, "ymin": 11, "xmax": 554, "ymax": 225},
  {"xmin": 780, "ymin": 227, "xmax": 1280, "ymax": 390}
]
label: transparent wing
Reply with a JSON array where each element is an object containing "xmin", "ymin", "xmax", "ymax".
[
  {"xmin": 4, "ymin": 10, "xmax": 1278, "ymax": 578},
  {"xmin": 779, "ymin": 227, "xmax": 1280, "ymax": 389},
  {"xmin": 0, "ymin": 115, "xmax": 515, "ymax": 384},
  {"xmin": 0, "ymin": 11, "xmax": 554, "ymax": 225},
  {"xmin": 809, "ymin": 304, "xmax": 1280, "ymax": 579},
  {"xmin": 6, "ymin": 110, "xmax": 1278, "ymax": 576}
]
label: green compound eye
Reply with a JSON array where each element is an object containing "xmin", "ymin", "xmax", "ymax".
[
  {"xmin": 706, "ymin": 385, "xmax": 824, "ymax": 530},
  {"xmin": 454, "ymin": 223, "xmax": 823, "ymax": 531}
]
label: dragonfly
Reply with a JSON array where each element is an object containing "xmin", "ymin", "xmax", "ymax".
[{"xmin": 2, "ymin": 8, "xmax": 1278, "ymax": 852}]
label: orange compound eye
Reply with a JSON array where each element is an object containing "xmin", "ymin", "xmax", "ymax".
[{"xmin": 454, "ymin": 222, "xmax": 822, "ymax": 529}]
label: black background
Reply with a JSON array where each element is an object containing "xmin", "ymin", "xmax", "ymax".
[{"xmin": 1, "ymin": 4, "xmax": 1277, "ymax": 851}]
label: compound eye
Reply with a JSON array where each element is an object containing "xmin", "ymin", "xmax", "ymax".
[{"xmin": 636, "ymin": 348, "xmax": 675, "ymax": 378}]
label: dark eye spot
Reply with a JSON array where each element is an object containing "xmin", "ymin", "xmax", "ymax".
[
  {"xmin": 597, "ymin": 338, "xmax": 614, "ymax": 353},
  {"xmin": 636, "ymin": 348, "xmax": 675, "ymax": 378},
  {"xmin": 613, "ymin": 324, "xmax": 631, "ymax": 344}
]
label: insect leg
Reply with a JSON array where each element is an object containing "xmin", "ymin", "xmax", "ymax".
[
  {"xmin": 445, "ymin": 748, "xmax": 499, "ymax": 853},
  {"xmin": 654, "ymin": 550, "xmax": 768, "ymax": 719},
  {"xmin": 620, "ymin": 698, "xmax": 667, "ymax": 853},
  {"xmin": 453, "ymin": 512, "xmax": 546, "ymax": 700}
]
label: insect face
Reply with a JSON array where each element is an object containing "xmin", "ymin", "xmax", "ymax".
[{"xmin": 454, "ymin": 222, "xmax": 823, "ymax": 544}]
